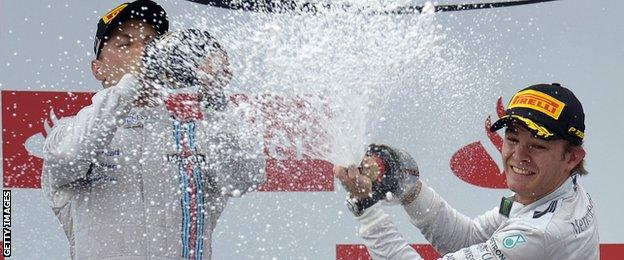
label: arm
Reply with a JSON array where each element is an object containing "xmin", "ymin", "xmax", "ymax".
[
  {"xmin": 339, "ymin": 144, "xmax": 538, "ymax": 259},
  {"xmin": 402, "ymin": 182, "xmax": 504, "ymax": 254},
  {"xmin": 358, "ymin": 206, "xmax": 424, "ymax": 260},
  {"xmin": 41, "ymin": 74, "xmax": 138, "ymax": 189},
  {"xmin": 358, "ymin": 204, "xmax": 546, "ymax": 260}
]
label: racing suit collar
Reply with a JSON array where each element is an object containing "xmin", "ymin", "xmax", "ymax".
[{"xmin": 512, "ymin": 177, "xmax": 575, "ymax": 216}]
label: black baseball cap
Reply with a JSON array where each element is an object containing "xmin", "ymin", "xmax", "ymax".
[
  {"xmin": 94, "ymin": 0, "xmax": 169, "ymax": 59},
  {"xmin": 490, "ymin": 83, "xmax": 585, "ymax": 145}
]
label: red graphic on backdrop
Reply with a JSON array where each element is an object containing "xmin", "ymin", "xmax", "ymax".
[
  {"xmin": 2, "ymin": 91, "xmax": 94, "ymax": 188},
  {"xmin": 337, "ymin": 243, "xmax": 624, "ymax": 260},
  {"xmin": 231, "ymin": 94, "xmax": 333, "ymax": 191},
  {"xmin": 337, "ymin": 244, "xmax": 440, "ymax": 260},
  {"xmin": 2, "ymin": 90, "xmax": 333, "ymax": 191},
  {"xmin": 450, "ymin": 97, "xmax": 507, "ymax": 189}
]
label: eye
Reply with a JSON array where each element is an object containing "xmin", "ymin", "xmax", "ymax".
[
  {"xmin": 529, "ymin": 144, "xmax": 547, "ymax": 151},
  {"xmin": 505, "ymin": 136, "xmax": 519, "ymax": 145}
]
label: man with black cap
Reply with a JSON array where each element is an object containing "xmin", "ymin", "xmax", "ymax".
[
  {"xmin": 335, "ymin": 83, "xmax": 599, "ymax": 259},
  {"xmin": 41, "ymin": 1, "xmax": 265, "ymax": 259}
]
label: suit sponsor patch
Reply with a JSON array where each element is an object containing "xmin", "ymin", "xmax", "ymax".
[{"xmin": 502, "ymin": 234, "xmax": 527, "ymax": 249}]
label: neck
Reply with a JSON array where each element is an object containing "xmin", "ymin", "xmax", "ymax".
[{"xmin": 515, "ymin": 177, "xmax": 570, "ymax": 205}]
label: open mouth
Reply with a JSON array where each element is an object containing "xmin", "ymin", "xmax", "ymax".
[{"xmin": 511, "ymin": 166, "xmax": 536, "ymax": 176}]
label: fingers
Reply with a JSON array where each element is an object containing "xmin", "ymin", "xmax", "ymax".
[
  {"xmin": 334, "ymin": 164, "xmax": 354, "ymax": 191},
  {"xmin": 333, "ymin": 165, "xmax": 348, "ymax": 183},
  {"xmin": 334, "ymin": 164, "xmax": 372, "ymax": 200},
  {"xmin": 347, "ymin": 165, "xmax": 358, "ymax": 179},
  {"xmin": 352, "ymin": 174, "xmax": 372, "ymax": 200}
]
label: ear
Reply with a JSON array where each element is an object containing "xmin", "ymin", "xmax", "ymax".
[
  {"xmin": 91, "ymin": 59, "xmax": 106, "ymax": 82},
  {"xmin": 567, "ymin": 146, "xmax": 586, "ymax": 172}
]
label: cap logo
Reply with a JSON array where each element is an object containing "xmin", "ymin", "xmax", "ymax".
[
  {"xmin": 102, "ymin": 3, "xmax": 129, "ymax": 25},
  {"xmin": 568, "ymin": 126, "xmax": 585, "ymax": 139},
  {"xmin": 508, "ymin": 89, "xmax": 565, "ymax": 120}
]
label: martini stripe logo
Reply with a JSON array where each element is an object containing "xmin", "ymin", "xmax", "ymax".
[{"xmin": 173, "ymin": 121, "xmax": 205, "ymax": 259}]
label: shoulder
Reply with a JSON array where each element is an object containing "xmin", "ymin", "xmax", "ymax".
[
  {"xmin": 512, "ymin": 184, "xmax": 592, "ymax": 231},
  {"xmin": 540, "ymin": 185, "xmax": 595, "ymax": 236},
  {"xmin": 545, "ymin": 186, "xmax": 597, "ymax": 241},
  {"xmin": 512, "ymin": 186, "xmax": 598, "ymax": 255}
]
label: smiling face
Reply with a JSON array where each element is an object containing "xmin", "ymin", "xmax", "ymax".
[
  {"xmin": 502, "ymin": 123, "xmax": 585, "ymax": 205},
  {"xmin": 91, "ymin": 20, "xmax": 158, "ymax": 88}
]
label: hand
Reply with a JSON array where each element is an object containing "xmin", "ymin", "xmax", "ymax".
[
  {"xmin": 363, "ymin": 144, "xmax": 420, "ymax": 205},
  {"xmin": 334, "ymin": 165, "xmax": 373, "ymax": 201},
  {"xmin": 336, "ymin": 144, "xmax": 421, "ymax": 216},
  {"xmin": 133, "ymin": 67, "xmax": 163, "ymax": 107},
  {"xmin": 134, "ymin": 80, "xmax": 161, "ymax": 107}
]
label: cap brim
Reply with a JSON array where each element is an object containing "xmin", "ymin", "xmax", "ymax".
[
  {"xmin": 489, "ymin": 115, "xmax": 557, "ymax": 140},
  {"xmin": 489, "ymin": 115, "xmax": 511, "ymax": 132}
]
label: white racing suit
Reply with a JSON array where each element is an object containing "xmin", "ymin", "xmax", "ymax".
[
  {"xmin": 42, "ymin": 74, "xmax": 266, "ymax": 260},
  {"xmin": 356, "ymin": 177, "xmax": 599, "ymax": 259}
]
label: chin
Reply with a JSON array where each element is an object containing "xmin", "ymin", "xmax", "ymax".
[{"xmin": 506, "ymin": 175, "xmax": 527, "ymax": 195}]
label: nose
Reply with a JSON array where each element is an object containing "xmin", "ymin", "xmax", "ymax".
[{"xmin": 512, "ymin": 144, "xmax": 532, "ymax": 163}]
